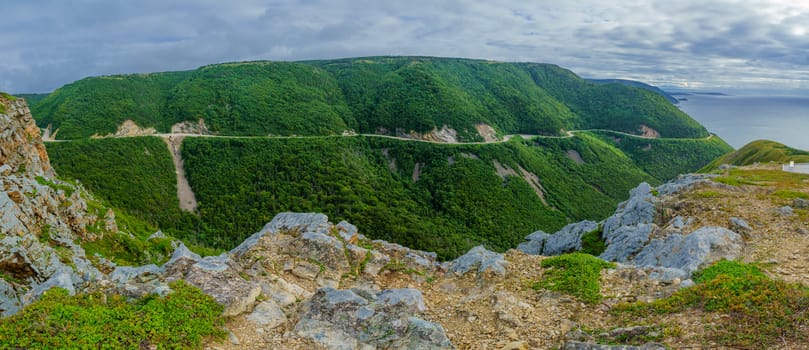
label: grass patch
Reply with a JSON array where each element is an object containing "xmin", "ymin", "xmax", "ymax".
[
  {"xmin": 714, "ymin": 168, "xmax": 809, "ymax": 189},
  {"xmin": 772, "ymin": 190, "xmax": 809, "ymax": 200},
  {"xmin": 690, "ymin": 190, "xmax": 723, "ymax": 199},
  {"xmin": 0, "ymin": 280, "xmax": 225, "ymax": 349},
  {"xmin": 614, "ymin": 260, "xmax": 809, "ymax": 348},
  {"xmin": 533, "ymin": 253, "xmax": 615, "ymax": 303}
]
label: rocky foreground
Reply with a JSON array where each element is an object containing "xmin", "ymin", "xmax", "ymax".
[{"xmin": 2, "ymin": 96, "xmax": 809, "ymax": 349}]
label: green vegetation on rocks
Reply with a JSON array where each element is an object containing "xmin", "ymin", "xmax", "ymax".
[
  {"xmin": 533, "ymin": 253, "xmax": 615, "ymax": 303},
  {"xmin": 30, "ymin": 56, "xmax": 709, "ymax": 140},
  {"xmin": 0, "ymin": 281, "xmax": 225, "ymax": 349},
  {"xmin": 616, "ymin": 260, "xmax": 809, "ymax": 348}
]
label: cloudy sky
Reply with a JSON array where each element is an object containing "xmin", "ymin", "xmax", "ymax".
[{"xmin": 2, "ymin": 0, "xmax": 808, "ymax": 93}]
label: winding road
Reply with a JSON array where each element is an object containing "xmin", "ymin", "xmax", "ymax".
[{"xmin": 42, "ymin": 129, "xmax": 715, "ymax": 214}]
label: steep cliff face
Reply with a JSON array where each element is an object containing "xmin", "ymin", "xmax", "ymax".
[
  {"xmin": 0, "ymin": 96, "xmax": 106, "ymax": 316},
  {"xmin": 0, "ymin": 96, "xmax": 54, "ymax": 177}
]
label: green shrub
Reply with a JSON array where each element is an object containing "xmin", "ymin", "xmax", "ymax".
[
  {"xmin": 615, "ymin": 260, "xmax": 809, "ymax": 348},
  {"xmin": 533, "ymin": 253, "xmax": 615, "ymax": 303},
  {"xmin": 0, "ymin": 280, "xmax": 225, "ymax": 349},
  {"xmin": 579, "ymin": 227, "xmax": 606, "ymax": 256}
]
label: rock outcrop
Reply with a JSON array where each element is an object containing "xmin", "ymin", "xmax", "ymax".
[
  {"xmin": 294, "ymin": 287, "xmax": 452, "ymax": 349},
  {"xmin": 518, "ymin": 174, "xmax": 744, "ymax": 281},
  {"xmin": 0, "ymin": 97, "xmax": 105, "ymax": 315}
]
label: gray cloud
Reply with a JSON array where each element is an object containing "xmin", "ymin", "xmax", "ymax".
[{"xmin": 1, "ymin": 0, "xmax": 809, "ymax": 92}]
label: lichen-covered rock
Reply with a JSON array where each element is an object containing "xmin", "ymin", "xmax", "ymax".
[
  {"xmin": 247, "ymin": 300, "xmax": 287, "ymax": 328},
  {"xmin": 654, "ymin": 174, "xmax": 716, "ymax": 196},
  {"xmin": 516, "ymin": 230, "xmax": 550, "ymax": 255},
  {"xmin": 449, "ymin": 246, "xmax": 508, "ymax": 277},
  {"xmin": 294, "ymin": 287, "xmax": 452, "ymax": 349},
  {"xmin": 518, "ymin": 221, "xmax": 598, "ymax": 256},
  {"xmin": 631, "ymin": 227, "xmax": 742, "ymax": 279},
  {"xmin": 184, "ymin": 255, "xmax": 261, "ymax": 316},
  {"xmin": 231, "ymin": 212, "xmax": 330, "ymax": 257}
]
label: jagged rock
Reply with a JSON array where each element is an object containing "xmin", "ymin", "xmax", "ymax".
[
  {"xmin": 563, "ymin": 341, "xmax": 666, "ymax": 350},
  {"xmin": 294, "ymin": 287, "xmax": 452, "ymax": 349},
  {"xmin": 654, "ymin": 174, "xmax": 716, "ymax": 196},
  {"xmin": 516, "ymin": 230, "xmax": 550, "ymax": 255},
  {"xmin": 776, "ymin": 206, "xmax": 794, "ymax": 216},
  {"xmin": 793, "ymin": 198, "xmax": 809, "ymax": 209},
  {"xmin": 544, "ymin": 221, "xmax": 598, "ymax": 255},
  {"xmin": 292, "ymin": 261, "xmax": 321, "ymax": 280},
  {"xmin": 109, "ymin": 264, "xmax": 161, "ymax": 284},
  {"xmin": 185, "ymin": 255, "xmax": 261, "ymax": 316},
  {"xmin": 600, "ymin": 224, "xmax": 655, "ymax": 263},
  {"xmin": 231, "ymin": 212, "xmax": 331, "ymax": 257},
  {"xmin": 162, "ymin": 242, "xmax": 201, "ymax": 276},
  {"xmin": 247, "ymin": 300, "xmax": 287, "ymax": 329},
  {"xmin": 23, "ymin": 266, "xmax": 75, "ymax": 304},
  {"xmin": 667, "ymin": 216, "xmax": 689, "ymax": 230},
  {"xmin": 336, "ymin": 220, "xmax": 359, "ymax": 243},
  {"xmin": 729, "ymin": 217, "xmax": 752, "ymax": 234},
  {"xmin": 449, "ymin": 246, "xmax": 508, "ymax": 277},
  {"xmin": 519, "ymin": 221, "xmax": 599, "ymax": 256},
  {"xmin": 0, "ymin": 279, "xmax": 21, "ymax": 316},
  {"xmin": 300, "ymin": 232, "xmax": 349, "ymax": 272},
  {"xmin": 633, "ymin": 227, "xmax": 742, "ymax": 279}
]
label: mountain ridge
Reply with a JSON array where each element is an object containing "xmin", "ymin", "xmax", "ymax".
[{"xmin": 30, "ymin": 56, "xmax": 708, "ymax": 141}]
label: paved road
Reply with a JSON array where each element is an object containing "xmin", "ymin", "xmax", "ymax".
[{"xmin": 43, "ymin": 129, "xmax": 715, "ymax": 144}]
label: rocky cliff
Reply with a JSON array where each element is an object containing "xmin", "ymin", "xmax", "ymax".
[{"xmin": 0, "ymin": 96, "xmax": 108, "ymax": 316}]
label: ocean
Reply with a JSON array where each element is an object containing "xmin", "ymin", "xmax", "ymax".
[{"xmin": 676, "ymin": 94, "xmax": 809, "ymax": 151}]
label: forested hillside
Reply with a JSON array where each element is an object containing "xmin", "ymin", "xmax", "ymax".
[
  {"xmin": 46, "ymin": 133, "xmax": 730, "ymax": 259},
  {"xmin": 31, "ymin": 57, "xmax": 707, "ymax": 140}
]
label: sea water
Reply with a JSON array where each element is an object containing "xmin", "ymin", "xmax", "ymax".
[{"xmin": 677, "ymin": 94, "xmax": 809, "ymax": 151}]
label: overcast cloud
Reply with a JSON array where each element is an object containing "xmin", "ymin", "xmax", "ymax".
[{"xmin": 2, "ymin": 0, "xmax": 808, "ymax": 93}]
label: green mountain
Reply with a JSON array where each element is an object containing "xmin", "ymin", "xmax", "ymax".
[
  {"xmin": 46, "ymin": 132, "xmax": 731, "ymax": 259},
  {"xmin": 586, "ymin": 78, "xmax": 678, "ymax": 104},
  {"xmin": 701, "ymin": 140, "xmax": 809, "ymax": 171},
  {"xmin": 31, "ymin": 57, "xmax": 708, "ymax": 140}
]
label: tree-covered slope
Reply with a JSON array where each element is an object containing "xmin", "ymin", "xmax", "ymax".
[
  {"xmin": 46, "ymin": 132, "xmax": 729, "ymax": 259},
  {"xmin": 30, "ymin": 56, "xmax": 708, "ymax": 140},
  {"xmin": 32, "ymin": 71, "xmax": 192, "ymax": 139},
  {"xmin": 588, "ymin": 131, "xmax": 733, "ymax": 180},
  {"xmin": 701, "ymin": 140, "xmax": 809, "ymax": 171},
  {"xmin": 586, "ymin": 78, "xmax": 678, "ymax": 104}
]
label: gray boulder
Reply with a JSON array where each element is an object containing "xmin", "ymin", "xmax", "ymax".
[
  {"xmin": 632, "ymin": 227, "xmax": 742, "ymax": 278},
  {"xmin": 0, "ymin": 279, "xmax": 21, "ymax": 316},
  {"xmin": 109, "ymin": 264, "xmax": 161, "ymax": 284},
  {"xmin": 294, "ymin": 287, "xmax": 452, "ymax": 349},
  {"xmin": 543, "ymin": 221, "xmax": 599, "ymax": 255},
  {"xmin": 247, "ymin": 300, "xmax": 287, "ymax": 329},
  {"xmin": 231, "ymin": 212, "xmax": 330, "ymax": 257},
  {"xmin": 516, "ymin": 230, "xmax": 550, "ymax": 255},
  {"xmin": 600, "ymin": 224, "xmax": 655, "ymax": 263},
  {"xmin": 448, "ymin": 246, "xmax": 508, "ymax": 277},
  {"xmin": 655, "ymin": 174, "xmax": 716, "ymax": 196},
  {"xmin": 185, "ymin": 254, "xmax": 261, "ymax": 316}
]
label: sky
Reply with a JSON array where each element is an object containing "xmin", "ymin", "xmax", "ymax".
[{"xmin": 2, "ymin": 0, "xmax": 809, "ymax": 93}]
